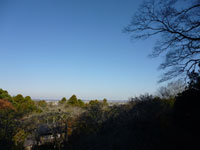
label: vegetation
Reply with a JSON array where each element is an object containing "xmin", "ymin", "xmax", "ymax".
[
  {"xmin": 0, "ymin": 72, "xmax": 199, "ymax": 150},
  {"xmin": 125, "ymin": 0, "xmax": 200, "ymax": 82},
  {"xmin": 0, "ymin": 89, "xmax": 13, "ymax": 102},
  {"xmin": 59, "ymin": 97, "xmax": 67, "ymax": 105},
  {"xmin": 0, "ymin": 99, "xmax": 16, "ymax": 150},
  {"xmin": 66, "ymin": 73, "xmax": 200, "ymax": 150},
  {"xmin": 0, "ymin": 0, "xmax": 199, "ymax": 149},
  {"xmin": 67, "ymin": 95, "xmax": 85, "ymax": 107}
]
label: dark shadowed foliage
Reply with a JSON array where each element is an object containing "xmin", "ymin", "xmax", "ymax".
[
  {"xmin": 65, "ymin": 76, "xmax": 200, "ymax": 150},
  {"xmin": 66, "ymin": 95, "xmax": 176, "ymax": 150},
  {"xmin": 1, "ymin": 69, "xmax": 200, "ymax": 150},
  {"xmin": 172, "ymin": 71, "xmax": 200, "ymax": 149},
  {"xmin": 0, "ymin": 99, "xmax": 17, "ymax": 150}
]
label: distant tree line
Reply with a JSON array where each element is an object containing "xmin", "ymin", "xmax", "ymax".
[
  {"xmin": 65, "ymin": 71, "xmax": 200, "ymax": 150},
  {"xmin": 1, "ymin": 70, "xmax": 200, "ymax": 150}
]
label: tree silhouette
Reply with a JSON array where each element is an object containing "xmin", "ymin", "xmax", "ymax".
[
  {"xmin": 125, "ymin": 0, "xmax": 200, "ymax": 82},
  {"xmin": 59, "ymin": 97, "xmax": 67, "ymax": 105},
  {"xmin": 0, "ymin": 89, "xmax": 12, "ymax": 102},
  {"xmin": 67, "ymin": 95, "xmax": 78, "ymax": 105}
]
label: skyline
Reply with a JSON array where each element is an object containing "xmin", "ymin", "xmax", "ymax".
[{"xmin": 0, "ymin": 0, "xmax": 164, "ymax": 100}]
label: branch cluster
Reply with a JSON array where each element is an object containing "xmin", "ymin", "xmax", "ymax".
[{"xmin": 125, "ymin": 0, "xmax": 200, "ymax": 82}]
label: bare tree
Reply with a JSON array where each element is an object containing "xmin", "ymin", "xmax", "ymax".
[
  {"xmin": 157, "ymin": 79, "xmax": 186, "ymax": 99},
  {"xmin": 125, "ymin": 0, "xmax": 200, "ymax": 82}
]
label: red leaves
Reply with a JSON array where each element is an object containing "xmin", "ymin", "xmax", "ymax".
[{"xmin": 0, "ymin": 99, "xmax": 15, "ymax": 110}]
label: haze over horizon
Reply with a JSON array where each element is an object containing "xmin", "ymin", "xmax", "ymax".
[{"xmin": 0, "ymin": 0, "xmax": 164, "ymax": 100}]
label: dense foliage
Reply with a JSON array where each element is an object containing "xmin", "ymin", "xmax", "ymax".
[
  {"xmin": 1, "ymin": 73, "xmax": 199, "ymax": 150},
  {"xmin": 66, "ymin": 76, "xmax": 199, "ymax": 150}
]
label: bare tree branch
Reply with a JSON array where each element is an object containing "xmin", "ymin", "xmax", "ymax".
[{"xmin": 125, "ymin": 0, "xmax": 200, "ymax": 82}]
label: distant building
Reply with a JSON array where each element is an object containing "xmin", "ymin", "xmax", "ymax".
[
  {"xmin": 24, "ymin": 124, "xmax": 67, "ymax": 149},
  {"xmin": 36, "ymin": 124, "xmax": 67, "ymax": 145}
]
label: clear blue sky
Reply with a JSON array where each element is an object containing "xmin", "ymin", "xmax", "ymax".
[{"xmin": 0, "ymin": 0, "xmax": 163, "ymax": 100}]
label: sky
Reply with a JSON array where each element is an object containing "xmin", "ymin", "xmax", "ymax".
[{"xmin": 0, "ymin": 0, "xmax": 164, "ymax": 100}]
